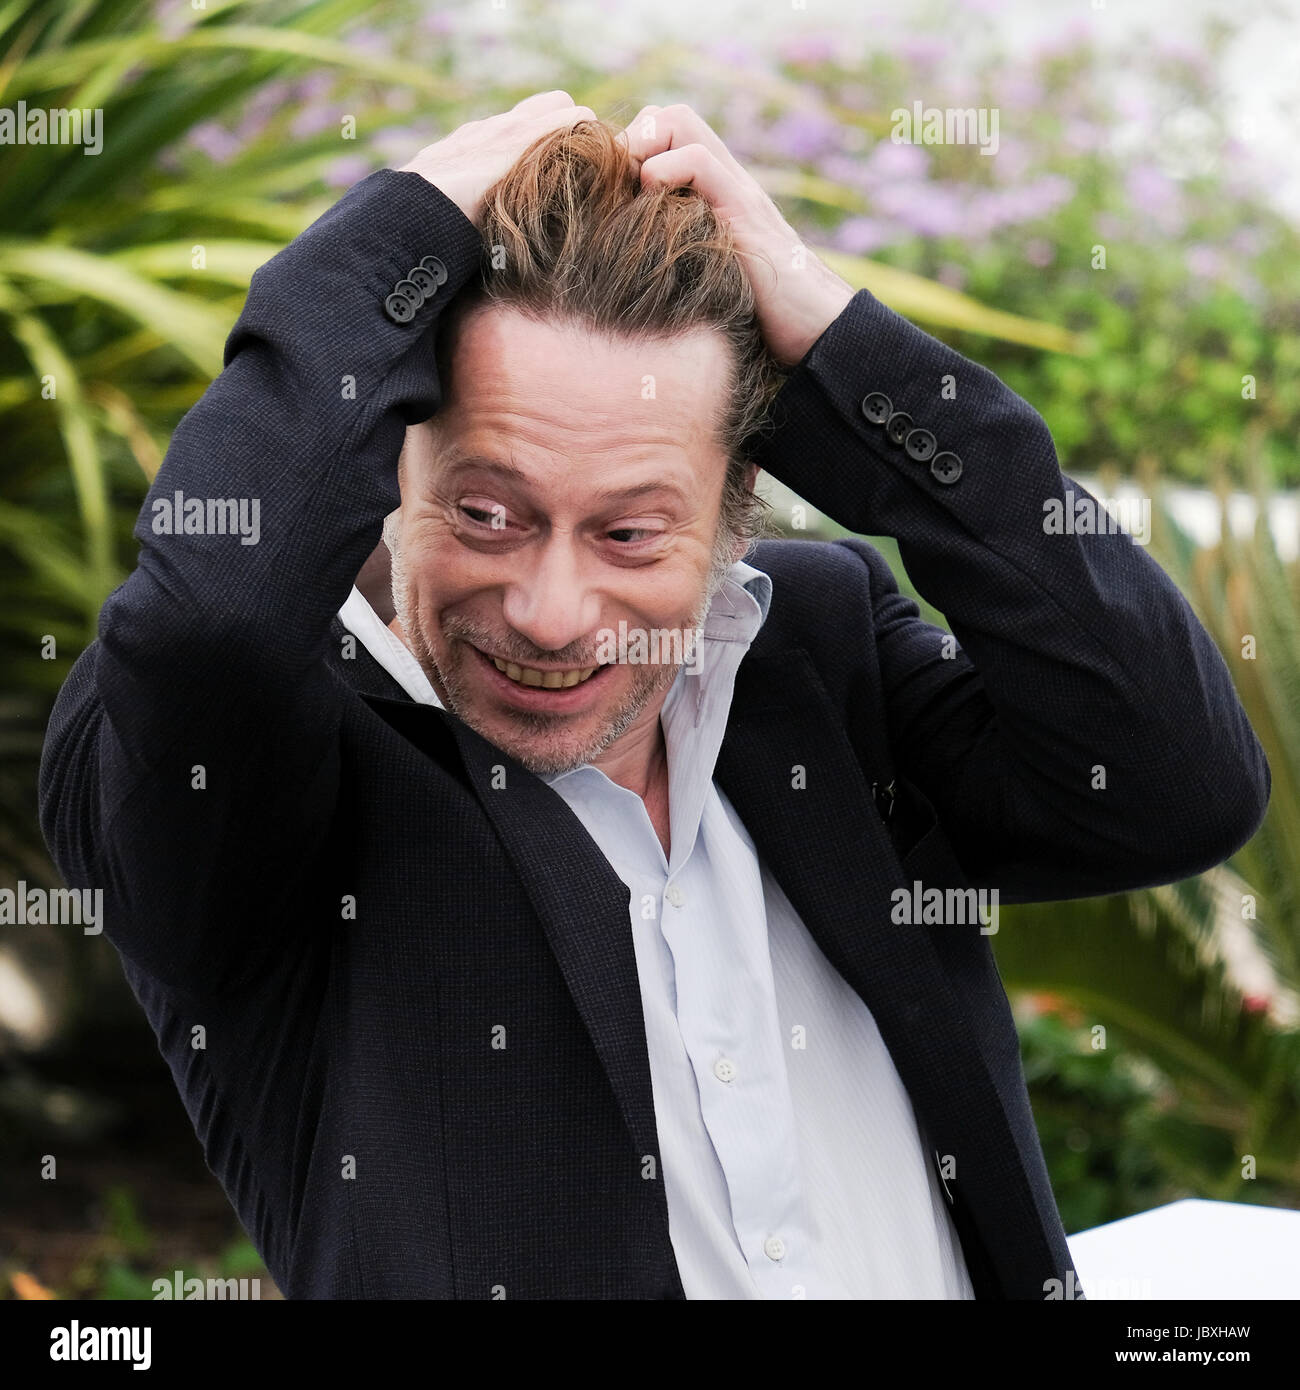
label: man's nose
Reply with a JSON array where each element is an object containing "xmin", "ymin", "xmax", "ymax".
[{"xmin": 500, "ymin": 536, "xmax": 602, "ymax": 658}]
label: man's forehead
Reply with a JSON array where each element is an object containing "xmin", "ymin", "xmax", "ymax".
[{"xmin": 448, "ymin": 302, "xmax": 734, "ymax": 430}]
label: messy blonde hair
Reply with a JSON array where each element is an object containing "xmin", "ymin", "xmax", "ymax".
[{"xmin": 430, "ymin": 116, "xmax": 784, "ymax": 553}]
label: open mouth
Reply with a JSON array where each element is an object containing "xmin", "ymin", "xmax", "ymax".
[
  {"xmin": 468, "ymin": 643, "xmax": 613, "ymax": 707},
  {"xmin": 487, "ymin": 656, "xmax": 600, "ymax": 689}
]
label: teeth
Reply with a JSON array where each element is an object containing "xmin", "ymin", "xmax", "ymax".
[{"xmin": 491, "ymin": 656, "xmax": 598, "ymax": 689}]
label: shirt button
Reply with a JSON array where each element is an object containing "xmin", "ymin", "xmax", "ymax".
[
  {"xmin": 665, "ymin": 883, "xmax": 684, "ymax": 908},
  {"xmin": 764, "ymin": 1235, "xmax": 786, "ymax": 1261},
  {"xmin": 713, "ymin": 1056, "xmax": 737, "ymax": 1083}
]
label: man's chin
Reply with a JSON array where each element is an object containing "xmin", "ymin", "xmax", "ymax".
[{"xmin": 456, "ymin": 707, "xmax": 611, "ymax": 777}]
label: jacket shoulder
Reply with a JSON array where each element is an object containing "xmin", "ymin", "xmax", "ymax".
[{"xmin": 746, "ymin": 536, "xmax": 888, "ymax": 645}]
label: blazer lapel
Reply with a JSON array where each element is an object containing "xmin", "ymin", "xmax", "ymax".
[{"xmin": 358, "ymin": 692, "xmax": 667, "ymax": 1183}]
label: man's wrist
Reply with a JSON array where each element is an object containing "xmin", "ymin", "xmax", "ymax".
[
  {"xmin": 780, "ymin": 281, "xmax": 856, "ymax": 368},
  {"xmin": 394, "ymin": 162, "xmax": 479, "ymax": 228}
]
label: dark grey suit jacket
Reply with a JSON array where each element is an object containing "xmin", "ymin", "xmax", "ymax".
[{"xmin": 38, "ymin": 168, "xmax": 1269, "ymax": 1298}]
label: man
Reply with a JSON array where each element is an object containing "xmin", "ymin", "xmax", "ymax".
[{"xmin": 38, "ymin": 92, "xmax": 1269, "ymax": 1300}]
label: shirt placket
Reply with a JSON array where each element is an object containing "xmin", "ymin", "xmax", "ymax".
[{"xmin": 657, "ymin": 835, "xmax": 818, "ymax": 1299}]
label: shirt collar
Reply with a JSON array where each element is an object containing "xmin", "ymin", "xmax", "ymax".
[
  {"xmin": 541, "ymin": 558, "xmax": 770, "ymax": 789},
  {"xmin": 338, "ymin": 583, "xmax": 443, "ymax": 707}
]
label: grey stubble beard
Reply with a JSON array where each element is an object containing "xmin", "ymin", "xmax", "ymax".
[{"xmin": 383, "ymin": 510, "xmax": 735, "ymax": 776}]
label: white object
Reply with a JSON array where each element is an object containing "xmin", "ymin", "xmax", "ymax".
[{"xmin": 1067, "ymin": 1198, "xmax": 1300, "ymax": 1299}]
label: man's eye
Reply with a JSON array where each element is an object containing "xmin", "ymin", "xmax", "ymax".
[
  {"xmin": 607, "ymin": 527, "xmax": 658, "ymax": 544},
  {"xmin": 458, "ymin": 504, "xmax": 506, "ymax": 528}
]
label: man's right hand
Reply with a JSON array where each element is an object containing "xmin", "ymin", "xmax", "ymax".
[{"xmin": 398, "ymin": 90, "xmax": 597, "ymax": 227}]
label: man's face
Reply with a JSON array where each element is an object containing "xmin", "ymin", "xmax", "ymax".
[{"xmin": 388, "ymin": 304, "xmax": 742, "ymax": 776}]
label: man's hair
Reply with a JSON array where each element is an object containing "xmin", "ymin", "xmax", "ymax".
[{"xmin": 430, "ymin": 116, "xmax": 786, "ymax": 552}]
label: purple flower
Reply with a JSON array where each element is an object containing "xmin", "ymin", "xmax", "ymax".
[
  {"xmin": 766, "ymin": 108, "xmax": 839, "ymax": 161},
  {"xmin": 1125, "ymin": 166, "xmax": 1171, "ymax": 211},
  {"xmin": 989, "ymin": 138, "xmax": 1031, "ymax": 183},
  {"xmin": 874, "ymin": 181, "xmax": 968, "ymax": 239},
  {"xmin": 996, "ymin": 70, "xmax": 1045, "ymax": 110},
  {"xmin": 234, "ymin": 80, "xmax": 292, "ymax": 143},
  {"xmin": 325, "ymin": 154, "xmax": 375, "ymax": 188},
  {"xmin": 897, "ymin": 37, "xmax": 948, "ymax": 70},
  {"xmin": 1028, "ymin": 173, "xmax": 1075, "ymax": 213},
  {"xmin": 1031, "ymin": 16, "xmax": 1097, "ymax": 61},
  {"xmin": 779, "ymin": 35, "xmax": 838, "ymax": 65},
  {"xmin": 345, "ymin": 26, "xmax": 390, "ymax": 55},
  {"xmin": 966, "ymin": 176, "xmax": 1073, "ymax": 234},
  {"xmin": 722, "ymin": 89, "xmax": 763, "ymax": 138},
  {"xmin": 862, "ymin": 139, "xmax": 929, "ymax": 183},
  {"xmin": 834, "ymin": 217, "xmax": 901, "ymax": 255},
  {"xmin": 704, "ymin": 38, "xmax": 756, "ymax": 69},
  {"xmin": 155, "ymin": 0, "xmax": 190, "ymax": 39},
  {"xmin": 1063, "ymin": 119, "xmax": 1101, "ymax": 153},
  {"xmin": 817, "ymin": 151, "xmax": 875, "ymax": 192},
  {"xmin": 187, "ymin": 121, "xmax": 242, "ymax": 164},
  {"xmin": 371, "ymin": 125, "xmax": 425, "ymax": 162},
  {"xmin": 1024, "ymin": 237, "xmax": 1055, "ymax": 268},
  {"xmin": 1114, "ymin": 85, "xmax": 1154, "ymax": 125},
  {"xmin": 297, "ymin": 71, "xmax": 338, "ymax": 103},
  {"xmin": 289, "ymin": 104, "xmax": 341, "ymax": 140},
  {"xmin": 1229, "ymin": 226, "xmax": 1269, "ymax": 258},
  {"xmin": 1124, "ymin": 163, "xmax": 1183, "ymax": 234},
  {"xmin": 1185, "ymin": 245, "xmax": 1224, "ymax": 280}
]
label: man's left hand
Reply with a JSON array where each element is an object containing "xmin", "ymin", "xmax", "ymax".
[{"xmin": 618, "ymin": 103, "xmax": 855, "ymax": 368}]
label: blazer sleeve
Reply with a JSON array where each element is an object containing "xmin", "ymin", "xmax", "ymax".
[
  {"xmin": 37, "ymin": 169, "xmax": 484, "ymax": 992},
  {"xmin": 750, "ymin": 289, "xmax": 1271, "ymax": 903}
]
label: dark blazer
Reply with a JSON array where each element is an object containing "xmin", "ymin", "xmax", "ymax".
[{"xmin": 37, "ymin": 168, "xmax": 1269, "ymax": 1300}]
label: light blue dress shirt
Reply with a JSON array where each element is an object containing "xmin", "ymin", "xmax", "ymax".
[{"xmin": 339, "ymin": 562, "xmax": 975, "ymax": 1299}]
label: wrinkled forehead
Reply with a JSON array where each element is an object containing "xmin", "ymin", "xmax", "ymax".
[{"xmin": 400, "ymin": 306, "xmax": 733, "ymax": 511}]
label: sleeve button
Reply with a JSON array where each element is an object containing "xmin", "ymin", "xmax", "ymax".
[
  {"xmin": 393, "ymin": 277, "xmax": 424, "ymax": 308},
  {"xmin": 861, "ymin": 392, "xmax": 892, "ymax": 425},
  {"xmin": 885, "ymin": 410, "xmax": 913, "ymax": 445},
  {"xmin": 419, "ymin": 255, "xmax": 449, "ymax": 286},
  {"xmin": 408, "ymin": 265, "xmax": 438, "ymax": 297},
  {"xmin": 904, "ymin": 427, "xmax": 937, "ymax": 461},
  {"xmin": 930, "ymin": 452, "xmax": 963, "ymax": 484},
  {"xmin": 384, "ymin": 292, "xmax": 416, "ymax": 324}
]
